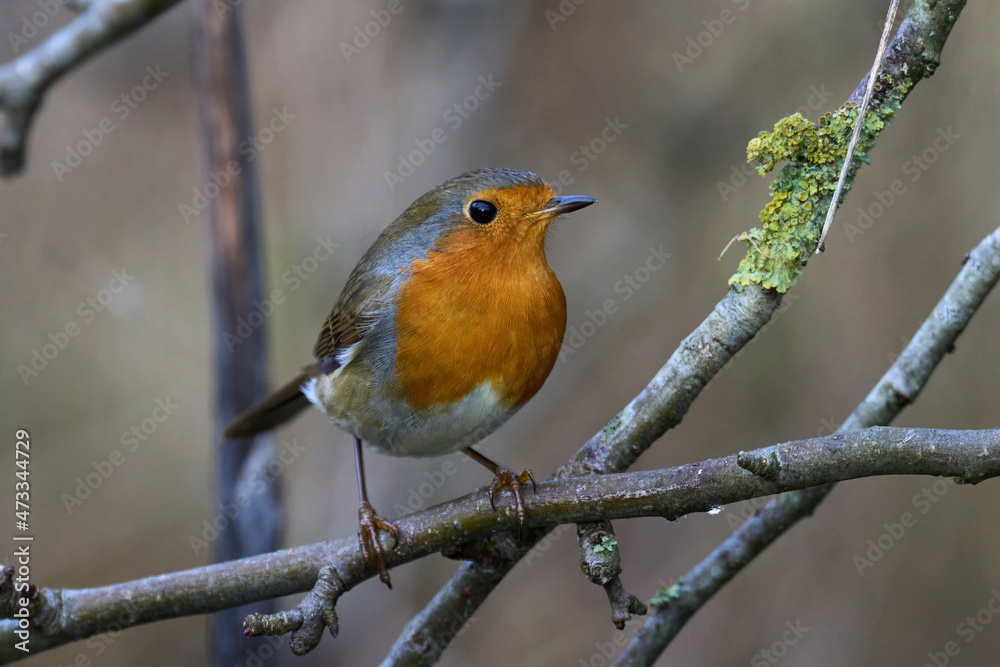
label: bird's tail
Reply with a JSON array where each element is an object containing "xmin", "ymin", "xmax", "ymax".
[{"xmin": 223, "ymin": 367, "xmax": 317, "ymax": 439}]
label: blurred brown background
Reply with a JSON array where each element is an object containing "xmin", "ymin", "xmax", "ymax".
[{"xmin": 2, "ymin": 1, "xmax": 999, "ymax": 665}]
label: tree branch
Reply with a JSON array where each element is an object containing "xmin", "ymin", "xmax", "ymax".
[
  {"xmin": 3, "ymin": 426, "xmax": 1000, "ymax": 661},
  {"xmin": 0, "ymin": 2, "xmax": 974, "ymax": 664},
  {"xmin": 0, "ymin": 0, "xmax": 181, "ymax": 176},
  {"xmin": 189, "ymin": 0, "xmax": 282, "ymax": 663},
  {"xmin": 386, "ymin": 1, "xmax": 967, "ymax": 663},
  {"xmin": 613, "ymin": 219, "xmax": 1000, "ymax": 666}
]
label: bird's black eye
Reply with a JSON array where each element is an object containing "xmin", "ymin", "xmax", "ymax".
[{"xmin": 468, "ymin": 200, "xmax": 498, "ymax": 224}]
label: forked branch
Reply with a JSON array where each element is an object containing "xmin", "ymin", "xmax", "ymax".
[{"xmin": 2, "ymin": 426, "xmax": 999, "ymax": 660}]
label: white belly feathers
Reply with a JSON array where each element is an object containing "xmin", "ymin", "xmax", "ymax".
[{"xmin": 303, "ymin": 372, "xmax": 516, "ymax": 458}]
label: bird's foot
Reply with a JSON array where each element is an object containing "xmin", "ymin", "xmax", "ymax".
[
  {"xmin": 357, "ymin": 500, "xmax": 397, "ymax": 588},
  {"xmin": 487, "ymin": 467, "xmax": 536, "ymax": 533}
]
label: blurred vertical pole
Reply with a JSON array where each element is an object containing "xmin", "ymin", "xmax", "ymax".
[{"xmin": 190, "ymin": 2, "xmax": 283, "ymax": 666}]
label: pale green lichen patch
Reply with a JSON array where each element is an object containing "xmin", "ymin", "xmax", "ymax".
[
  {"xmin": 591, "ymin": 534, "xmax": 618, "ymax": 553},
  {"xmin": 729, "ymin": 85, "xmax": 907, "ymax": 292},
  {"xmin": 650, "ymin": 578, "xmax": 684, "ymax": 608}
]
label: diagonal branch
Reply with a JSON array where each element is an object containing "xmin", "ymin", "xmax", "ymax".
[
  {"xmin": 613, "ymin": 220, "xmax": 1000, "ymax": 666},
  {"xmin": 385, "ymin": 2, "xmax": 967, "ymax": 663},
  {"xmin": 3, "ymin": 426, "xmax": 1000, "ymax": 661},
  {"xmin": 0, "ymin": 0, "xmax": 182, "ymax": 176}
]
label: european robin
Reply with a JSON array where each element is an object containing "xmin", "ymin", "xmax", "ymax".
[{"xmin": 224, "ymin": 168, "xmax": 595, "ymax": 586}]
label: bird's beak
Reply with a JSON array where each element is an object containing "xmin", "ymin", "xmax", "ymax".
[{"xmin": 526, "ymin": 195, "xmax": 597, "ymax": 220}]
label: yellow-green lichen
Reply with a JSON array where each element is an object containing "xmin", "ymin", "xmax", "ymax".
[{"xmin": 729, "ymin": 84, "xmax": 907, "ymax": 292}]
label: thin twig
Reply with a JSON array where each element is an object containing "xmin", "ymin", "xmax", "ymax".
[
  {"xmin": 717, "ymin": 234, "xmax": 740, "ymax": 260},
  {"xmin": 815, "ymin": 0, "xmax": 900, "ymax": 253},
  {"xmin": 0, "ymin": 0, "xmax": 182, "ymax": 176}
]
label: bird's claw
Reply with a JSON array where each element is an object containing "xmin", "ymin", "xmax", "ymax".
[
  {"xmin": 487, "ymin": 467, "xmax": 536, "ymax": 533},
  {"xmin": 357, "ymin": 501, "xmax": 397, "ymax": 588}
]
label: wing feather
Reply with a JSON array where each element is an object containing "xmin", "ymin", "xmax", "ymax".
[{"xmin": 313, "ymin": 262, "xmax": 395, "ymax": 361}]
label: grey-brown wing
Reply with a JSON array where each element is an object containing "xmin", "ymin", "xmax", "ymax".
[
  {"xmin": 313, "ymin": 189, "xmax": 447, "ymax": 363},
  {"xmin": 312, "ymin": 264, "xmax": 395, "ymax": 363}
]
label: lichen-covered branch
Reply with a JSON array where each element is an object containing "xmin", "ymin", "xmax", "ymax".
[
  {"xmin": 0, "ymin": 0, "xmax": 181, "ymax": 175},
  {"xmin": 386, "ymin": 2, "xmax": 967, "ymax": 663},
  {"xmin": 3, "ymin": 426, "xmax": 1000, "ymax": 661},
  {"xmin": 613, "ymin": 219, "xmax": 1000, "ymax": 667},
  {"xmin": 728, "ymin": 0, "xmax": 963, "ymax": 289}
]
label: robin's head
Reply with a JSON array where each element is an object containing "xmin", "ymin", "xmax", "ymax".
[
  {"xmin": 390, "ymin": 169, "xmax": 594, "ymax": 411},
  {"xmin": 402, "ymin": 168, "xmax": 595, "ymax": 257}
]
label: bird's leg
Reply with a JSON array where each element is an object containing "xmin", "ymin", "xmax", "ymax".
[
  {"xmin": 463, "ymin": 447, "xmax": 535, "ymax": 533},
  {"xmin": 354, "ymin": 436, "xmax": 397, "ymax": 588}
]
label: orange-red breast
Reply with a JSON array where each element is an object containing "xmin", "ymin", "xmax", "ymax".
[{"xmin": 224, "ymin": 168, "xmax": 595, "ymax": 585}]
